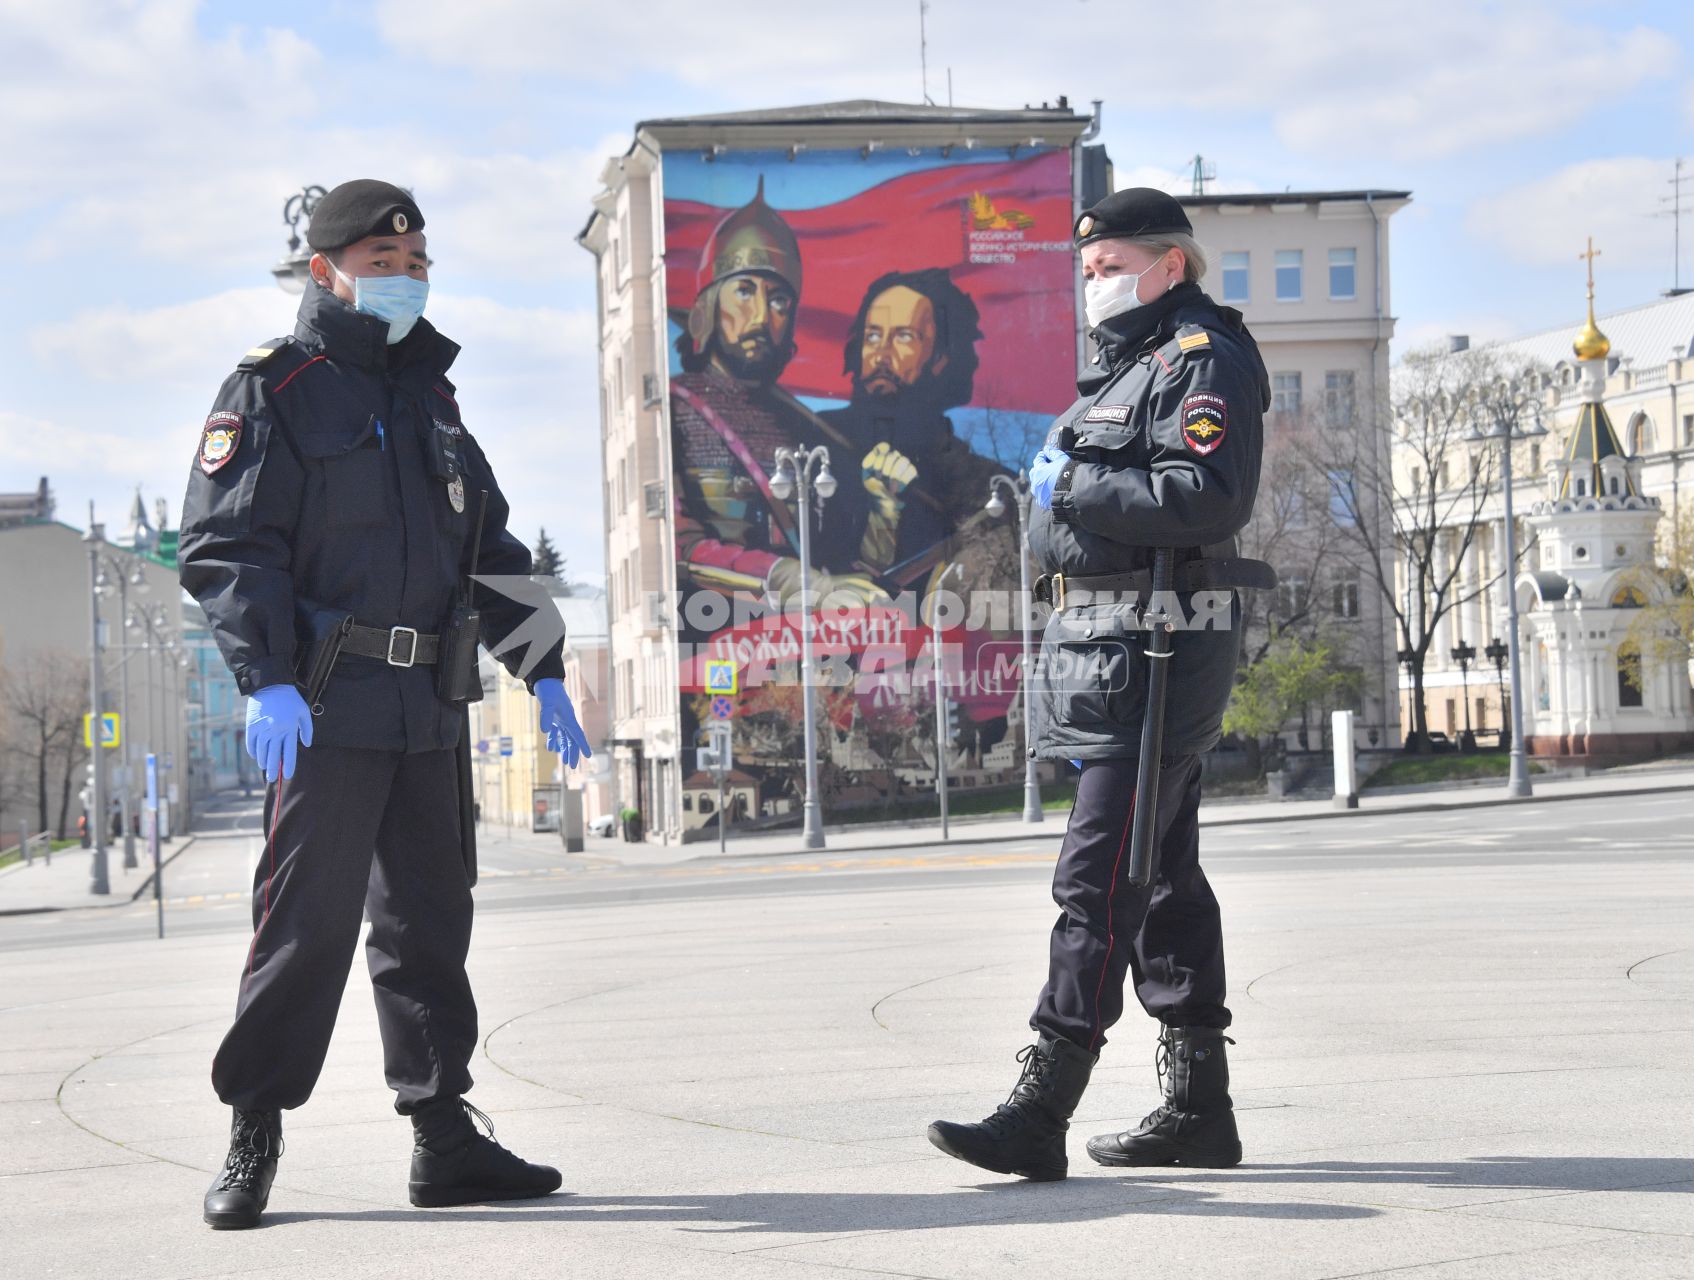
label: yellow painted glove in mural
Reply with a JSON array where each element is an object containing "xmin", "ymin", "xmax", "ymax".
[
  {"xmin": 764, "ymin": 557, "xmax": 892, "ymax": 610},
  {"xmin": 858, "ymin": 442, "xmax": 919, "ymax": 571}
]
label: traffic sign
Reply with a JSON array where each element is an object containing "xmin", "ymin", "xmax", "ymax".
[
  {"xmin": 476, "ymin": 739, "xmax": 489, "ymax": 754},
  {"xmin": 82, "ymin": 712, "xmax": 120, "ymax": 749},
  {"xmin": 704, "ymin": 659, "xmax": 738, "ymax": 695},
  {"xmin": 499, "ymin": 736, "xmax": 514, "ymax": 756},
  {"xmin": 709, "ymin": 695, "xmax": 734, "ymax": 720}
]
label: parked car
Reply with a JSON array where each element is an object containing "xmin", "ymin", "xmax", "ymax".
[{"xmin": 588, "ymin": 813, "xmax": 616, "ymax": 838}]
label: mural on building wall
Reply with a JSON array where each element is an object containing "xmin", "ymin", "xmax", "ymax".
[{"xmin": 663, "ymin": 146, "xmax": 1077, "ymax": 819}]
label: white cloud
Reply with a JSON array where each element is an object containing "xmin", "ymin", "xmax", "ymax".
[
  {"xmin": 29, "ymin": 288, "xmax": 298, "ymax": 385},
  {"xmin": 374, "ymin": 0, "xmax": 1679, "ymax": 162},
  {"xmin": 1467, "ymin": 156, "xmax": 1680, "ymax": 270}
]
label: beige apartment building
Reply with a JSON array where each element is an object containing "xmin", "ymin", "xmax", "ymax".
[
  {"xmin": 1182, "ymin": 191, "xmax": 1412, "ymax": 750},
  {"xmin": 467, "ymin": 589, "xmax": 611, "ymax": 834}
]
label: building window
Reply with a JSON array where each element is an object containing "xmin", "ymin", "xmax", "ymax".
[
  {"xmin": 1326, "ymin": 469, "xmax": 1357, "ymax": 526},
  {"xmin": 1617, "ymin": 647, "xmax": 1644, "ymax": 708},
  {"xmin": 1626, "ymin": 412, "xmax": 1657, "ymax": 456},
  {"xmin": 1684, "ymin": 413, "xmax": 1694, "ymax": 446},
  {"xmin": 1332, "ymin": 578, "xmax": 1361, "ymax": 620},
  {"xmin": 1275, "ymin": 574, "xmax": 1310, "ymax": 617},
  {"xmin": 1272, "ymin": 371, "xmax": 1303, "ymax": 417},
  {"xmin": 1275, "ymin": 250, "xmax": 1303, "ymax": 302},
  {"xmin": 1328, "ymin": 247, "xmax": 1357, "ymax": 300},
  {"xmin": 1221, "ymin": 251, "xmax": 1249, "ymax": 303},
  {"xmin": 1324, "ymin": 370, "xmax": 1356, "ymax": 425}
]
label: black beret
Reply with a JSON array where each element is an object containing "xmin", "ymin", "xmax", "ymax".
[
  {"xmin": 1074, "ymin": 187, "xmax": 1192, "ymax": 247},
  {"xmin": 306, "ymin": 179, "xmax": 425, "ymax": 251}
]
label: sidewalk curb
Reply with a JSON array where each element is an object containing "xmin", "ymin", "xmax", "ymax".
[
  {"xmin": 687, "ymin": 777, "xmax": 1694, "ymax": 861},
  {"xmin": 0, "ymin": 835, "xmax": 201, "ymax": 918}
]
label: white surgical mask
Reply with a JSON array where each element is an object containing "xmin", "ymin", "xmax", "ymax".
[
  {"xmin": 332, "ymin": 264, "xmax": 430, "ymax": 344},
  {"xmin": 1084, "ymin": 257, "xmax": 1173, "ymax": 329}
]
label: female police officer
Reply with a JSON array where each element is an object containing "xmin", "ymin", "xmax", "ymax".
[{"xmin": 928, "ymin": 188, "xmax": 1272, "ymax": 1181}]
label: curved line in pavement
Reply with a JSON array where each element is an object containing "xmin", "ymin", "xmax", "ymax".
[
  {"xmin": 870, "ymin": 964, "xmax": 995, "ymax": 1030},
  {"xmin": 1626, "ymin": 948, "xmax": 1686, "ymax": 982}
]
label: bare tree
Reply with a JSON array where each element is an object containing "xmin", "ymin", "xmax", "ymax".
[
  {"xmin": 1, "ymin": 651, "xmax": 90, "ymax": 836},
  {"xmin": 1318, "ymin": 345, "xmax": 1545, "ymax": 747}
]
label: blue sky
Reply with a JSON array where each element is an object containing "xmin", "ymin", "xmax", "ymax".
[{"xmin": 3, "ymin": 0, "xmax": 1691, "ymax": 587}]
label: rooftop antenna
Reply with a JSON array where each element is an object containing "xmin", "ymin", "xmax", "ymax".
[
  {"xmin": 1190, "ymin": 154, "xmax": 1216, "ymax": 197},
  {"xmin": 919, "ymin": 1, "xmax": 934, "ymax": 105},
  {"xmin": 1657, "ymin": 157, "xmax": 1694, "ymax": 297}
]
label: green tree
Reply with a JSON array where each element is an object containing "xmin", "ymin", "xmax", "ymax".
[
  {"xmin": 1223, "ymin": 634, "xmax": 1359, "ymax": 778},
  {"xmin": 532, "ymin": 527, "xmax": 564, "ymax": 580}
]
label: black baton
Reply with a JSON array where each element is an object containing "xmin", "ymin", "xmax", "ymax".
[{"xmin": 1127, "ymin": 546, "xmax": 1175, "ymax": 888}]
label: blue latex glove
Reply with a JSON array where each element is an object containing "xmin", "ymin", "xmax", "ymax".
[
  {"xmin": 1029, "ymin": 447, "xmax": 1070, "ymax": 510},
  {"xmin": 1072, "ymin": 759, "xmax": 1083, "ymax": 771},
  {"xmin": 536, "ymin": 678, "xmax": 593, "ymax": 769},
  {"xmin": 245, "ymin": 684, "xmax": 313, "ymax": 782}
]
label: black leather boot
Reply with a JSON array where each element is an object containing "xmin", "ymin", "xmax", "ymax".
[
  {"xmin": 203, "ymin": 1108, "xmax": 282, "ymax": 1229},
  {"xmin": 927, "ymin": 1035, "xmax": 1097, "ymax": 1181},
  {"xmin": 408, "ymin": 1098, "xmax": 563, "ymax": 1207},
  {"xmin": 1087, "ymin": 1025, "xmax": 1242, "ymax": 1168}
]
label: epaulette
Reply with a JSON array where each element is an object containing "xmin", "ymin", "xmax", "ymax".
[
  {"xmin": 1174, "ymin": 323, "xmax": 1213, "ymax": 355},
  {"xmin": 236, "ymin": 336, "xmax": 297, "ymax": 372}
]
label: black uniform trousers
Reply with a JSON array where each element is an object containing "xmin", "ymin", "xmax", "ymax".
[
  {"xmin": 1031, "ymin": 754, "xmax": 1230, "ymax": 1053},
  {"xmin": 212, "ymin": 743, "xmax": 477, "ymax": 1113}
]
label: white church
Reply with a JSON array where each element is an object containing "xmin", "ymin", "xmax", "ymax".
[{"xmin": 1407, "ymin": 265, "xmax": 1694, "ymax": 760}]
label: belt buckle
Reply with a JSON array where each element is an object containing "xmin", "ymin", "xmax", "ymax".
[
  {"xmin": 1051, "ymin": 573, "xmax": 1066, "ymax": 611},
  {"xmin": 387, "ymin": 625, "xmax": 419, "ymax": 668}
]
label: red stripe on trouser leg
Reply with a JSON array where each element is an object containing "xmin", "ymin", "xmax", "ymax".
[{"xmin": 1088, "ymin": 787, "xmax": 1136, "ymax": 1053}]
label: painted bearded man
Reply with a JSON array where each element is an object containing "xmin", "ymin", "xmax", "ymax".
[{"xmin": 669, "ymin": 179, "xmax": 884, "ymax": 625}]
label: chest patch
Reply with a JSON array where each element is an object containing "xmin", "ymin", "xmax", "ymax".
[
  {"xmin": 432, "ymin": 417, "xmax": 463, "ymax": 437},
  {"xmin": 198, "ymin": 411, "xmax": 242, "ymax": 475},
  {"xmin": 1083, "ymin": 404, "xmax": 1132, "ymax": 425},
  {"xmin": 1180, "ymin": 393, "xmax": 1227, "ymax": 456}
]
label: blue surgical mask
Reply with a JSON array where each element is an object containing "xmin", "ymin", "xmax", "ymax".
[{"xmin": 333, "ymin": 265, "xmax": 429, "ymax": 344}]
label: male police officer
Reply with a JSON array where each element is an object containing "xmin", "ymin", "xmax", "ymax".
[
  {"xmin": 927, "ymin": 188, "xmax": 1272, "ymax": 1181},
  {"xmin": 180, "ymin": 179, "xmax": 593, "ymax": 1228}
]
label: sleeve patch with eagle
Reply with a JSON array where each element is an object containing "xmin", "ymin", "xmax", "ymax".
[
  {"xmin": 199, "ymin": 411, "xmax": 243, "ymax": 474},
  {"xmin": 1180, "ymin": 393, "xmax": 1227, "ymax": 455}
]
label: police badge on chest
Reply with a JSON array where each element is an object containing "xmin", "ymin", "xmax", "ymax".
[{"xmin": 427, "ymin": 419, "xmax": 466, "ymax": 512}]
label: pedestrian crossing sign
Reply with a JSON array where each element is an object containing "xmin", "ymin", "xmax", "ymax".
[
  {"xmin": 704, "ymin": 659, "xmax": 738, "ymax": 695},
  {"xmin": 83, "ymin": 712, "xmax": 120, "ymax": 749}
]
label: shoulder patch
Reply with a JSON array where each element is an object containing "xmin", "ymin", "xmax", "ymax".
[
  {"xmin": 1176, "ymin": 325, "xmax": 1212, "ymax": 353},
  {"xmin": 199, "ymin": 411, "xmax": 243, "ymax": 474},
  {"xmin": 1180, "ymin": 393, "xmax": 1228, "ymax": 456}
]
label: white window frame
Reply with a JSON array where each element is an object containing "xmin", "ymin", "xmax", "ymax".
[
  {"xmin": 1328, "ymin": 247, "xmax": 1358, "ymax": 301},
  {"xmin": 1275, "ymin": 250, "xmax": 1303, "ymax": 303},
  {"xmin": 1221, "ymin": 251, "xmax": 1250, "ymax": 304}
]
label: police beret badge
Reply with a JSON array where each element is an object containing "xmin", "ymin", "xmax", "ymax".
[
  {"xmin": 393, "ymin": 211, "xmax": 408, "ymax": 233},
  {"xmin": 199, "ymin": 411, "xmax": 242, "ymax": 474},
  {"xmin": 1180, "ymin": 393, "xmax": 1227, "ymax": 455}
]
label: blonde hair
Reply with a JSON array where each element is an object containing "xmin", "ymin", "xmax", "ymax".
[{"xmin": 1099, "ymin": 232, "xmax": 1209, "ymax": 284}]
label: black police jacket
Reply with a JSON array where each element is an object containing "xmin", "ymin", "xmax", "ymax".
[
  {"xmin": 1027, "ymin": 283, "xmax": 1270, "ymax": 759},
  {"xmin": 178, "ymin": 285, "xmax": 564, "ymax": 753}
]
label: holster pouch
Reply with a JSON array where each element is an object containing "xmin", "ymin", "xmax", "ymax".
[
  {"xmin": 434, "ymin": 601, "xmax": 483, "ymax": 704},
  {"xmin": 293, "ymin": 598, "xmax": 355, "ymax": 714}
]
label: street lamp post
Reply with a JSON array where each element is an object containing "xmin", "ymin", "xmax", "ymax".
[
  {"xmin": 82, "ymin": 507, "xmax": 110, "ymax": 895},
  {"xmin": 1467, "ymin": 384, "xmax": 1547, "ymax": 798},
  {"xmin": 986, "ymin": 473, "xmax": 1042, "ymax": 823},
  {"xmin": 272, "ymin": 185, "xmax": 327, "ymax": 293},
  {"xmin": 1450, "ymin": 638, "xmax": 1477, "ymax": 752},
  {"xmin": 1484, "ymin": 636, "xmax": 1510, "ymax": 748},
  {"xmin": 95, "ymin": 552, "xmax": 147, "ymax": 868},
  {"xmin": 769, "ymin": 444, "xmax": 837, "ymax": 851}
]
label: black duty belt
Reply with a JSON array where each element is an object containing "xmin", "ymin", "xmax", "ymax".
[
  {"xmin": 1033, "ymin": 558, "xmax": 1278, "ymax": 611},
  {"xmin": 341, "ymin": 623, "xmax": 441, "ymax": 667}
]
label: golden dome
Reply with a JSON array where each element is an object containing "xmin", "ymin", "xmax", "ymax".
[{"xmin": 1573, "ymin": 301, "xmax": 1610, "ymax": 361}]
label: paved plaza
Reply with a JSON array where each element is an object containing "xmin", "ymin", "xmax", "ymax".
[{"xmin": 1, "ymin": 787, "xmax": 1690, "ymax": 1278}]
